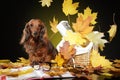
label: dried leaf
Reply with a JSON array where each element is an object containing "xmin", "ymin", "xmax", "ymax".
[
  {"xmin": 100, "ymin": 72, "xmax": 113, "ymax": 77},
  {"xmin": 112, "ymin": 59, "xmax": 120, "ymax": 68},
  {"xmin": 113, "ymin": 59, "xmax": 120, "ymax": 63},
  {"xmin": 17, "ymin": 57, "xmax": 30, "ymax": 65},
  {"xmin": 39, "ymin": 0, "xmax": 53, "ymax": 7},
  {"xmin": 49, "ymin": 17, "xmax": 58, "ymax": 33},
  {"xmin": 62, "ymin": 0, "xmax": 79, "ymax": 16},
  {"xmin": 60, "ymin": 41, "xmax": 76, "ymax": 60},
  {"xmin": 108, "ymin": 24, "xmax": 117, "ymax": 41}
]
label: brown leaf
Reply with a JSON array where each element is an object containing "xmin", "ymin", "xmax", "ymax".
[{"xmin": 59, "ymin": 41, "xmax": 76, "ymax": 60}]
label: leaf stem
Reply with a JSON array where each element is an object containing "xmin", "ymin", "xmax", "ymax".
[
  {"xmin": 113, "ymin": 13, "xmax": 116, "ymax": 24},
  {"xmin": 67, "ymin": 15, "xmax": 71, "ymax": 26}
]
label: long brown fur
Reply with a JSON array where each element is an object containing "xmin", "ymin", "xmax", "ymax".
[{"xmin": 20, "ymin": 19, "xmax": 57, "ymax": 65}]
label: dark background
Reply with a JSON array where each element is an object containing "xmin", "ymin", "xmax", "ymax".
[{"xmin": 0, "ymin": 0, "xmax": 120, "ymax": 62}]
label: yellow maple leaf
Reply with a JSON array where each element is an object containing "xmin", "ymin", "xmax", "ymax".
[
  {"xmin": 54, "ymin": 53, "xmax": 65, "ymax": 67},
  {"xmin": 108, "ymin": 24, "xmax": 117, "ymax": 41},
  {"xmin": 79, "ymin": 7, "xmax": 97, "ymax": 25},
  {"xmin": 72, "ymin": 14, "xmax": 94, "ymax": 34},
  {"xmin": 63, "ymin": 30, "xmax": 87, "ymax": 46},
  {"xmin": 90, "ymin": 49, "xmax": 113, "ymax": 69},
  {"xmin": 62, "ymin": 0, "xmax": 79, "ymax": 16},
  {"xmin": 86, "ymin": 32, "xmax": 108, "ymax": 51},
  {"xmin": 49, "ymin": 17, "xmax": 58, "ymax": 33},
  {"xmin": 39, "ymin": 0, "xmax": 53, "ymax": 7}
]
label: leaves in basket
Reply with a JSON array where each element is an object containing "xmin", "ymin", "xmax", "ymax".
[
  {"xmin": 54, "ymin": 41, "xmax": 76, "ymax": 66},
  {"xmin": 63, "ymin": 30, "xmax": 87, "ymax": 46},
  {"xmin": 59, "ymin": 41, "xmax": 76, "ymax": 60},
  {"xmin": 72, "ymin": 7, "xmax": 97, "ymax": 34},
  {"xmin": 72, "ymin": 15, "xmax": 94, "ymax": 34},
  {"xmin": 86, "ymin": 32, "xmax": 108, "ymax": 51}
]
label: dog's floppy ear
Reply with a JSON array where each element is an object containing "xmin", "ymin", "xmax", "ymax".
[
  {"xmin": 20, "ymin": 23, "xmax": 30, "ymax": 44},
  {"xmin": 39, "ymin": 24, "xmax": 47, "ymax": 42}
]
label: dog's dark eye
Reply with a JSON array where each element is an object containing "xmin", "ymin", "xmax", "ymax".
[
  {"xmin": 30, "ymin": 24, "xmax": 33, "ymax": 27},
  {"xmin": 38, "ymin": 24, "xmax": 43, "ymax": 28},
  {"xmin": 39, "ymin": 25, "xmax": 44, "ymax": 29}
]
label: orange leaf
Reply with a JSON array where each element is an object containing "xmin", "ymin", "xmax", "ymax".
[
  {"xmin": 72, "ymin": 15, "xmax": 93, "ymax": 34},
  {"xmin": 59, "ymin": 41, "xmax": 76, "ymax": 60}
]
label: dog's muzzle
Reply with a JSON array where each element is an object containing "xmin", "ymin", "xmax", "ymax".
[{"xmin": 32, "ymin": 31, "xmax": 39, "ymax": 38}]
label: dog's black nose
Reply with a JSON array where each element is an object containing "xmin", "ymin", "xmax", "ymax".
[{"xmin": 33, "ymin": 32, "xmax": 38, "ymax": 35}]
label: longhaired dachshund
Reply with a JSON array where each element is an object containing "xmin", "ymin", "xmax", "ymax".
[{"xmin": 20, "ymin": 19, "xmax": 57, "ymax": 66}]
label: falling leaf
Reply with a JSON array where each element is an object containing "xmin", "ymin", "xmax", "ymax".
[
  {"xmin": 39, "ymin": 0, "xmax": 53, "ymax": 7},
  {"xmin": 49, "ymin": 17, "xmax": 58, "ymax": 33},
  {"xmin": 72, "ymin": 14, "xmax": 94, "ymax": 34},
  {"xmin": 90, "ymin": 49, "xmax": 113, "ymax": 69},
  {"xmin": 108, "ymin": 24, "xmax": 117, "ymax": 41},
  {"xmin": 59, "ymin": 41, "xmax": 76, "ymax": 60},
  {"xmin": 54, "ymin": 53, "xmax": 65, "ymax": 67},
  {"xmin": 86, "ymin": 31, "xmax": 108, "ymax": 51},
  {"xmin": 62, "ymin": 0, "xmax": 79, "ymax": 16},
  {"xmin": 72, "ymin": 7, "xmax": 97, "ymax": 34},
  {"xmin": 63, "ymin": 30, "xmax": 87, "ymax": 46},
  {"xmin": 79, "ymin": 7, "xmax": 97, "ymax": 25}
]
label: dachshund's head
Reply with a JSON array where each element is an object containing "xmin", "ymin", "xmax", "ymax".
[{"xmin": 20, "ymin": 19, "xmax": 48, "ymax": 44}]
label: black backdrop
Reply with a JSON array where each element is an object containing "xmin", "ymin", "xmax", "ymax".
[{"xmin": 0, "ymin": 0, "xmax": 120, "ymax": 62}]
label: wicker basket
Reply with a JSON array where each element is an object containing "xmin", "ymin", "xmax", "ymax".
[
  {"xmin": 74, "ymin": 52, "xmax": 90, "ymax": 67},
  {"xmin": 72, "ymin": 42, "xmax": 93, "ymax": 68}
]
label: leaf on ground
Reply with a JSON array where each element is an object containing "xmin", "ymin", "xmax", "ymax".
[
  {"xmin": 90, "ymin": 49, "xmax": 113, "ymax": 69},
  {"xmin": 54, "ymin": 53, "xmax": 65, "ymax": 67}
]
